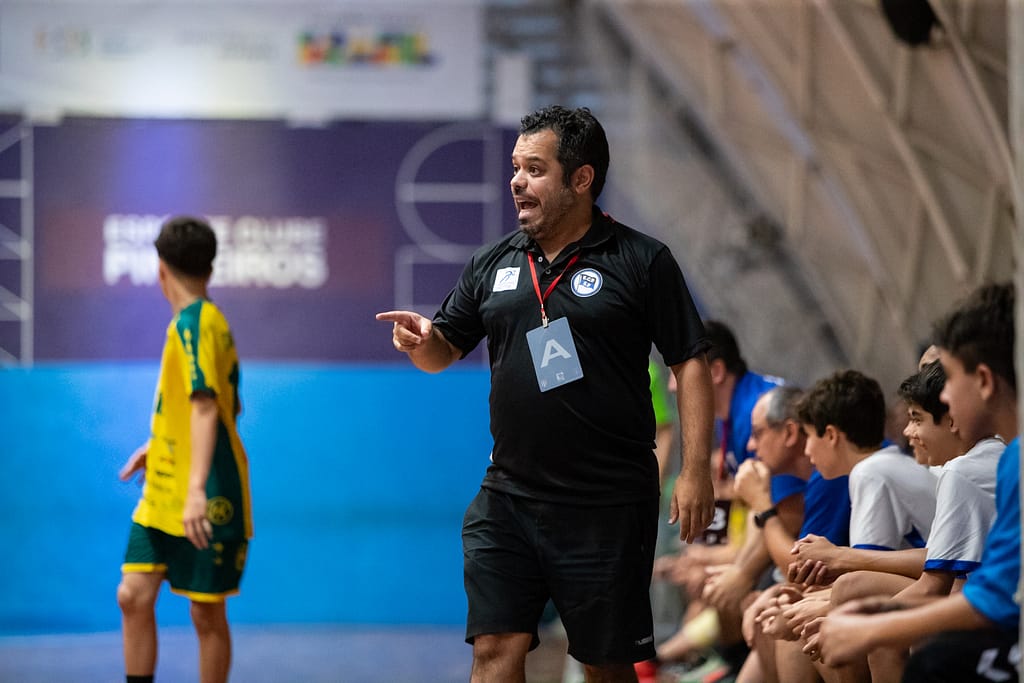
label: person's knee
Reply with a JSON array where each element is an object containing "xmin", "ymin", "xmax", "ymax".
[
  {"xmin": 190, "ymin": 601, "xmax": 227, "ymax": 636},
  {"xmin": 117, "ymin": 576, "xmax": 158, "ymax": 615},
  {"xmin": 472, "ymin": 633, "xmax": 531, "ymax": 665},
  {"xmin": 831, "ymin": 571, "xmax": 870, "ymax": 606},
  {"xmin": 581, "ymin": 661, "xmax": 637, "ymax": 682}
]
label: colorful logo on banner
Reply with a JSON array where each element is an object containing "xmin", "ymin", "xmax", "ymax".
[
  {"xmin": 34, "ymin": 27, "xmax": 92, "ymax": 60},
  {"xmin": 297, "ymin": 29, "xmax": 433, "ymax": 66}
]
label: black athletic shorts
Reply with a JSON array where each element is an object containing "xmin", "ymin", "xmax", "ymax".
[
  {"xmin": 902, "ymin": 628, "xmax": 1019, "ymax": 682},
  {"xmin": 462, "ymin": 487, "xmax": 659, "ymax": 665}
]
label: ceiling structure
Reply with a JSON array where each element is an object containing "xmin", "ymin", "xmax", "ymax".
[{"xmin": 571, "ymin": 0, "xmax": 1019, "ymax": 393}]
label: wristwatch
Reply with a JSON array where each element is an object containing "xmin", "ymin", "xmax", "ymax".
[{"xmin": 753, "ymin": 506, "xmax": 779, "ymax": 528}]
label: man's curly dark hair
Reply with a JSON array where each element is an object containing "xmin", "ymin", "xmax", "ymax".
[{"xmin": 519, "ymin": 105, "xmax": 610, "ymax": 200}]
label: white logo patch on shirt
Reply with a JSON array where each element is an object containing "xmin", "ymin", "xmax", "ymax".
[
  {"xmin": 492, "ymin": 267, "xmax": 520, "ymax": 292},
  {"xmin": 570, "ymin": 268, "xmax": 602, "ymax": 297}
]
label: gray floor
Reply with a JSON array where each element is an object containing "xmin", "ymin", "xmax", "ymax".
[{"xmin": 0, "ymin": 625, "xmax": 475, "ymax": 683}]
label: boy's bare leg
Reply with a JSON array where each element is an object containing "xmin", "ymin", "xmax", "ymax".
[
  {"xmin": 751, "ymin": 624, "xmax": 780, "ymax": 683},
  {"xmin": 776, "ymin": 639, "xmax": 821, "ymax": 683},
  {"xmin": 191, "ymin": 600, "xmax": 231, "ymax": 683},
  {"xmin": 117, "ymin": 572, "xmax": 164, "ymax": 676},
  {"xmin": 830, "ymin": 571, "xmax": 912, "ymax": 606},
  {"xmin": 815, "ymin": 656, "xmax": 870, "ymax": 683},
  {"xmin": 735, "ymin": 650, "xmax": 764, "ymax": 683},
  {"xmin": 867, "ymin": 646, "xmax": 907, "ymax": 683}
]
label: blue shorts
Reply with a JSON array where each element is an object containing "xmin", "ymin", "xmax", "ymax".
[{"xmin": 462, "ymin": 488, "xmax": 659, "ymax": 665}]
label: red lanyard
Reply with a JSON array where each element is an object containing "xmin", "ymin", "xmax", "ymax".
[{"xmin": 527, "ymin": 252, "xmax": 579, "ymax": 328}]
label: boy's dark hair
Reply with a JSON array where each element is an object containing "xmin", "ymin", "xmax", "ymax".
[
  {"xmin": 796, "ymin": 369, "xmax": 886, "ymax": 449},
  {"xmin": 897, "ymin": 360, "xmax": 949, "ymax": 424},
  {"xmin": 704, "ymin": 320, "xmax": 748, "ymax": 377},
  {"xmin": 154, "ymin": 216, "xmax": 217, "ymax": 278},
  {"xmin": 932, "ymin": 282, "xmax": 1015, "ymax": 392},
  {"xmin": 520, "ymin": 105, "xmax": 609, "ymax": 200}
]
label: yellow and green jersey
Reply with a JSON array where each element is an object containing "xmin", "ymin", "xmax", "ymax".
[{"xmin": 132, "ymin": 298, "xmax": 253, "ymax": 541}]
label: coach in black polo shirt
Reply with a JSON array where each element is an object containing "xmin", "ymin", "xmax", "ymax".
[{"xmin": 378, "ymin": 106, "xmax": 714, "ymax": 682}]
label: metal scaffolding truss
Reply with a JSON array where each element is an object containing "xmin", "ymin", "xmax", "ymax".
[
  {"xmin": 0, "ymin": 120, "xmax": 33, "ymax": 366},
  {"xmin": 580, "ymin": 0, "xmax": 1017, "ymax": 391}
]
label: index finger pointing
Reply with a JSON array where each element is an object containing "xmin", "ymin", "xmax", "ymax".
[{"xmin": 376, "ymin": 311, "xmax": 429, "ymax": 335}]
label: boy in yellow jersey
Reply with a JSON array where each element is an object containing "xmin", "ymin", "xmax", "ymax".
[{"xmin": 116, "ymin": 216, "xmax": 253, "ymax": 683}]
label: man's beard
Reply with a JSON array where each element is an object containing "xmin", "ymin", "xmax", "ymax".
[{"xmin": 516, "ymin": 189, "xmax": 574, "ymax": 239}]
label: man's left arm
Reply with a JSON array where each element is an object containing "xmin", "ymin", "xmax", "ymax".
[{"xmin": 669, "ymin": 354, "xmax": 715, "ymax": 542}]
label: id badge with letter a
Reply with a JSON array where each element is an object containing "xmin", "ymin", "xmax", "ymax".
[{"xmin": 525, "ymin": 317, "xmax": 584, "ymax": 392}]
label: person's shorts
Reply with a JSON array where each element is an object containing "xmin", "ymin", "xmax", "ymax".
[
  {"xmin": 122, "ymin": 522, "xmax": 248, "ymax": 602},
  {"xmin": 462, "ymin": 488, "xmax": 659, "ymax": 666},
  {"xmin": 904, "ymin": 628, "xmax": 1019, "ymax": 682}
]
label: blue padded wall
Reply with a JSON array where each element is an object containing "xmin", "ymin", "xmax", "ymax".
[{"xmin": 0, "ymin": 363, "xmax": 492, "ymax": 634}]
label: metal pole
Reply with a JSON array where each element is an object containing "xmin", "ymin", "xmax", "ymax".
[
  {"xmin": 21, "ymin": 124, "xmax": 33, "ymax": 366},
  {"xmin": 1009, "ymin": 2, "xmax": 1024, "ymax": 680}
]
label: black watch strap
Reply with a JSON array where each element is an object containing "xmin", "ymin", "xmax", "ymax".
[{"xmin": 754, "ymin": 506, "xmax": 779, "ymax": 528}]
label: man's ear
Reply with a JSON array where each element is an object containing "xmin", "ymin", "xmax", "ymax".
[
  {"xmin": 709, "ymin": 358, "xmax": 727, "ymax": 385},
  {"xmin": 782, "ymin": 420, "xmax": 800, "ymax": 448},
  {"xmin": 824, "ymin": 424, "xmax": 841, "ymax": 447},
  {"xmin": 976, "ymin": 362, "xmax": 996, "ymax": 402},
  {"xmin": 944, "ymin": 413, "xmax": 958, "ymax": 435},
  {"xmin": 571, "ymin": 164, "xmax": 594, "ymax": 196}
]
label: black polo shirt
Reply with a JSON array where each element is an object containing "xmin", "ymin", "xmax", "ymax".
[{"xmin": 434, "ymin": 207, "xmax": 708, "ymax": 505}]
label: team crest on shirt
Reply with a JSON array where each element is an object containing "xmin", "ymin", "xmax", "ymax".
[
  {"xmin": 493, "ymin": 267, "xmax": 520, "ymax": 292},
  {"xmin": 207, "ymin": 497, "xmax": 234, "ymax": 525},
  {"xmin": 570, "ymin": 268, "xmax": 602, "ymax": 297}
]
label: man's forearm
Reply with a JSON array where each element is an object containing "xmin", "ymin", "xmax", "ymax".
[
  {"xmin": 733, "ymin": 524, "xmax": 772, "ymax": 581},
  {"xmin": 675, "ymin": 355, "xmax": 713, "ymax": 475},
  {"xmin": 763, "ymin": 516, "xmax": 798, "ymax": 570},
  {"xmin": 409, "ymin": 327, "xmax": 460, "ymax": 373}
]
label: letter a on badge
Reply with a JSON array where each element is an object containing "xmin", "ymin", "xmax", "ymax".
[
  {"xmin": 541, "ymin": 339, "xmax": 572, "ymax": 368},
  {"xmin": 526, "ymin": 318, "xmax": 584, "ymax": 390}
]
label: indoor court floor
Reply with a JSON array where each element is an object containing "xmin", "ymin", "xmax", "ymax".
[{"xmin": 0, "ymin": 624, "xmax": 571, "ymax": 683}]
